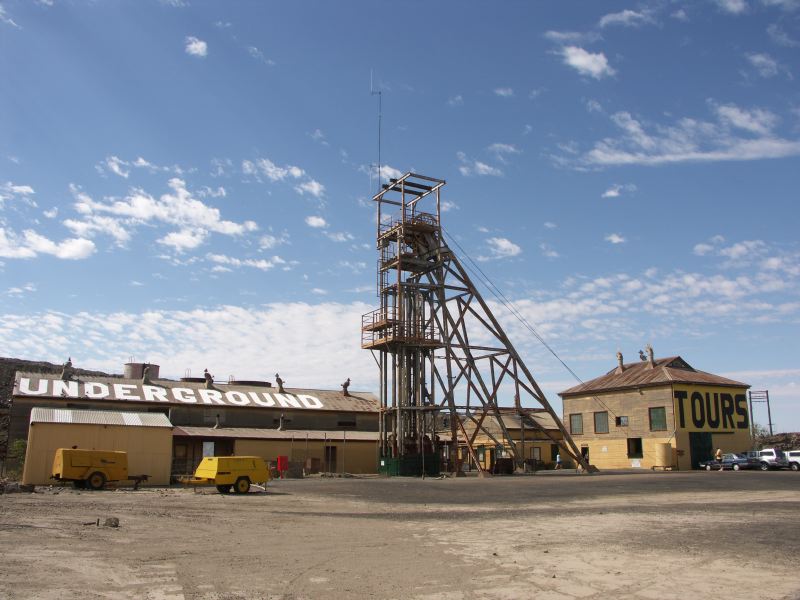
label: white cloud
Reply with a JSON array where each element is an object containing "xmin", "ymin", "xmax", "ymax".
[
  {"xmin": 605, "ymin": 233, "xmax": 626, "ymax": 244},
  {"xmin": 0, "ymin": 181, "xmax": 35, "ymax": 206},
  {"xmin": 197, "ymin": 186, "xmax": 226, "ymax": 198},
  {"xmin": 5, "ymin": 283, "xmax": 36, "ymax": 296},
  {"xmin": 185, "ymin": 36, "xmax": 208, "ymax": 57},
  {"xmin": 0, "ymin": 302, "xmax": 377, "ymax": 391},
  {"xmin": 598, "ymin": 9, "xmax": 653, "ymax": 28},
  {"xmin": 714, "ymin": 103, "xmax": 778, "ymax": 135},
  {"xmin": 693, "ymin": 243, "xmax": 715, "ymax": 256},
  {"xmin": 586, "ymin": 99, "xmax": 603, "ymax": 113},
  {"xmin": 103, "ymin": 156, "xmax": 130, "ymax": 178},
  {"xmin": 560, "ymin": 46, "xmax": 616, "ymax": 79},
  {"xmin": 494, "ymin": 87, "xmax": 514, "ymax": 97},
  {"xmin": 248, "ymin": 46, "xmax": 275, "ymax": 66},
  {"xmin": 294, "ymin": 179, "xmax": 326, "ymax": 198},
  {"xmin": 544, "ymin": 222, "xmax": 557, "ymax": 229},
  {"xmin": 311, "ymin": 288, "xmax": 328, "ymax": 295},
  {"xmin": 762, "ymin": 0, "xmax": 800, "ymax": 9},
  {"xmin": 0, "ymin": 4, "xmax": 20, "ymax": 28},
  {"xmin": 378, "ymin": 165, "xmax": 403, "ymax": 181},
  {"xmin": 43, "ymin": 207, "xmax": 58, "ymax": 219},
  {"xmin": 63, "ymin": 215, "xmax": 131, "ymax": 246},
  {"xmin": 745, "ymin": 52, "xmax": 779, "ymax": 77},
  {"xmin": 207, "ymin": 253, "xmax": 285, "ymax": 271},
  {"xmin": 22, "ymin": 229, "xmax": 95, "ymax": 259},
  {"xmin": 767, "ymin": 23, "xmax": 799, "ymax": 46},
  {"xmin": 487, "ymin": 143, "xmax": 521, "ymax": 160},
  {"xmin": 305, "ymin": 216, "xmax": 328, "ymax": 228},
  {"xmin": 540, "ymin": 243, "xmax": 560, "ymax": 258},
  {"xmin": 457, "ymin": 152, "xmax": 503, "ymax": 177},
  {"xmin": 601, "ymin": 183, "xmax": 637, "ymax": 198},
  {"xmin": 97, "ymin": 155, "xmax": 184, "ymax": 178},
  {"xmin": 325, "ymin": 231, "xmax": 354, "ymax": 243},
  {"xmin": 577, "ymin": 102, "xmax": 800, "ymax": 167},
  {"xmin": 158, "ymin": 228, "xmax": 207, "ymax": 252},
  {"xmin": 447, "ymin": 95, "xmax": 464, "ymax": 106},
  {"xmin": 252, "ymin": 158, "xmax": 305, "ymax": 182},
  {"xmin": 259, "ymin": 232, "xmax": 289, "ymax": 249},
  {"xmin": 543, "ymin": 31, "xmax": 600, "ymax": 44},
  {"xmin": 309, "ymin": 129, "xmax": 328, "ymax": 145},
  {"xmin": 483, "ymin": 237, "xmax": 522, "ymax": 260},
  {"xmin": 714, "ymin": 0, "xmax": 748, "ymax": 13},
  {"xmin": 671, "ymin": 8, "xmax": 689, "ymax": 20},
  {"xmin": 69, "ymin": 179, "xmax": 255, "ymax": 251}
]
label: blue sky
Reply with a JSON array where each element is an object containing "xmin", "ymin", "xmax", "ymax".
[{"xmin": 1, "ymin": 0, "xmax": 798, "ymax": 431}]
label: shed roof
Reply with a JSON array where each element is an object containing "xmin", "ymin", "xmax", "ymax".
[
  {"xmin": 173, "ymin": 426, "xmax": 378, "ymax": 442},
  {"xmin": 13, "ymin": 373, "xmax": 379, "ymax": 413},
  {"xmin": 559, "ymin": 356, "xmax": 748, "ymax": 397},
  {"xmin": 30, "ymin": 407, "xmax": 173, "ymax": 428}
]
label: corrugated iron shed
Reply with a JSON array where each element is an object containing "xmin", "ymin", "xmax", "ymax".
[
  {"xmin": 559, "ymin": 356, "xmax": 749, "ymax": 397},
  {"xmin": 29, "ymin": 407, "xmax": 173, "ymax": 428},
  {"xmin": 173, "ymin": 426, "xmax": 378, "ymax": 442}
]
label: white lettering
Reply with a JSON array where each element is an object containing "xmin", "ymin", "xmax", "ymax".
[
  {"xmin": 249, "ymin": 392, "xmax": 275, "ymax": 407},
  {"xmin": 274, "ymin": 393, "xmax": 302, "ymax": 408},
  {"xmin": 83, "ymin": 382, "xmax": 110, "ymax": 399},
  {"xmin": 297, "ymin": 394, "xmax": 324, "ymax": 409},
  {"xmin": 19, "ymin": 378, "xmax": 48, "ymax": 396},
  {"xmin": 225, "ymin": 391, "xmax": 250, "ymax": 406},
  {"xmin": 142, "ymin": 385, "xmax": 169, "ymax": 402},
  {"xmin": 172, "ymin": 387, "xmax": 198, "ymax": 404},
  {"xmin": 52, "ymin": 380, "xmax": 79, "ymax": 397},
  {"xmin": 113, "ymin": 384, "xmax": 140, "ymax": 401},
  {"xmin": 199, "ymin": 389, "xmax": 225, "ymax": 405}
]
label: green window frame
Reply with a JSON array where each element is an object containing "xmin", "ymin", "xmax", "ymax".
[
  {"xmin": 594, "ymin": 411, "xmax": 609, "ymax": 434},
  {"xmin": 649, "ymin": 407, "xmax": 667, "ymax": 431},
  {"xmin": 569, "ymin": 413, "xmax": 583, "ymax": 435}
]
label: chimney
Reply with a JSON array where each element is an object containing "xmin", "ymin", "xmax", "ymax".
[
  {"xmin": 615, "ymin": 351, "xmax": 625, "ymax": 374},
  {"xmin": 646, "ymin": 344, "xmax": 655, "ymax": 368}
]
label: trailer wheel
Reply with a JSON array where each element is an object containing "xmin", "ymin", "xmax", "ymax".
[
  {"xmin": 215, "ymin": 484, "xmax": 231, "ymax": 494},
  {"xmin": 86, "ymin": 471, "xmax": 107, "ymax": 490},
  {"xmin": 233, "ymin": 477, "xmax": 250, "ymax": 494}
]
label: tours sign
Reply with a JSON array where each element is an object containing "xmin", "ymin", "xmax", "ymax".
[
  {"xmin": 15, "ymin": 376, "xmax": 326, "ymax": 410},
  {"xmin": 673, "ymin": 386, "xmax": 749, "ymax": 431}
]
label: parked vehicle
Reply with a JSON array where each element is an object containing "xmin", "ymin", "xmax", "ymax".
[
  {"xmin": 180, "ymin": 456, "xmax": 269, "ymax": 494},
  {"xmin": 747, "ymin": 448, "xmax": 790, "ymax": 471},
  {"xmin": 51, "ymin": 448, "xmax": 128, "ymax": 490},
  {"xmin": 699, "ymin": 453, "xmax": 759, "ymax": 471},
  {"xmin": 786, "ymin": 450, "xmax": 800, "ymax": 472}
]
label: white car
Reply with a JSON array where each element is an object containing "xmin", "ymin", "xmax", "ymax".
[
  {"xmin": 786, "ymin": 450, "xmax": 800, "ymax": 472},
  {"xmin": 748, "ymin": 448, "xmax": 790, "ymax": 470}
]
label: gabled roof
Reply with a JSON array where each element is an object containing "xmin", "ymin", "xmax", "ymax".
[{"xmin": 559, "ymin": 356, "xmax": 748, "ymax": 397}]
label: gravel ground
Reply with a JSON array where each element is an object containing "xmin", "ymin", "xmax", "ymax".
[{"xmin": 1, "ymin": 470, "xmax": 798, "ymax": 600}]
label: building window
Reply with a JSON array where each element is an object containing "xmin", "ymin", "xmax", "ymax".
[
  {"xmin": 615, "ymin": 416, "xmax": 629, "ymax": 427},
  {"xmin": 594, "ymin": 411, "xmax": 609, "ymax": 434},
  {"xmin": 649, "ymin": 407, "xmax": 667, "ymax": 431},
  {"xmin": 569, "ymin": 413, "xmax": 583, "ymax": 435},
  {"xmin": 627, "ymin": 438, "xmax": 643, "ymax": 458},
  {"xmin": 337, "ymin": 420, "xmax": 357, "ymax": 428}
]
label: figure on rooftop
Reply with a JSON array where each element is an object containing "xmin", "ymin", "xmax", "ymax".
[
  {"xmin": 203, "ymin": 368, "xmax": 214, "ymax": 389},
  {"xmin": 342, "ymin": 378, "xmax": 351, "ymax": 396},
  {"xmin": 275, "ymin": 373, "xmax": 285, "ymax": 394},
  {"xmin": 60, "ymin": 357, "xmax": 74, "ymax": 381}
]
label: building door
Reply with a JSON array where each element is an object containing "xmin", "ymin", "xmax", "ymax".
[
  {"xmin": 689, "ymin": 432, "xmax": 713, "ymax": 469},
  {"xmin": 324, "ymin": 445, "xmax": 337, "ymax": 473},
  {"xmin": 581, "ymin": 446, "xmax": 590, "ymax": 462}
]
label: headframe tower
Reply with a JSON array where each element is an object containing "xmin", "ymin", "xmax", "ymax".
[{"xmin": 361, "ymin": 173, "xmax": 590, "ymax": 475}]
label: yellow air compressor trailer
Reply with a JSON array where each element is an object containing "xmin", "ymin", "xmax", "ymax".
[
  {"xmin": 52, "ymin": 448, "xmax": 128, "ymax": 490},
  {"xmin": 181, "ymin": 456, "xmax": 269, "ymax": 494}
]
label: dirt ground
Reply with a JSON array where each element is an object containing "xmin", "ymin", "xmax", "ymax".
[{"xmin": 1, "ymin": 470, "xmax": 798, "ymax": 600}]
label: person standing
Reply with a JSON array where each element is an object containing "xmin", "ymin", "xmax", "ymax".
[
  {"xmin": 555, "ymin": 452, "xmax": 562, "ymax": 470},
  {"xmin": 715, "ymin": 448, "xmax": 723, "ymax": 472}
]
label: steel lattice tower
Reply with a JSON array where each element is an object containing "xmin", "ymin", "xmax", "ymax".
[{"xmin": 362, "ymin": 173, "xmax": 590, "ymax": 475}]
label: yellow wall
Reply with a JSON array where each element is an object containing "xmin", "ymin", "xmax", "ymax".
[
  {"xmin": 573, "ymin": 437, "xmax": 676, "ymax": 470},
  {"xmin": 22, "ymin": 423, "xmax": 173, "ymax": 485},
  {"xmin": 672, "ymin": 384, "xmax": 751, "ymax": 471},
  {"xmin": 234, "ymin": 439, "xmax": 378, "ymax": 474}
]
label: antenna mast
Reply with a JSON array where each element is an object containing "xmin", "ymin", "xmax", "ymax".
[{"xmin": 370, "ymin": 70, "xmax": 382, "ymax": 191}]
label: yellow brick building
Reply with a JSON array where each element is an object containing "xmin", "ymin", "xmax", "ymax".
[{"xmin": 559, "ymin": 349, "xmax": 751, "ymax": 470}]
